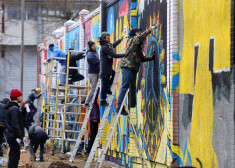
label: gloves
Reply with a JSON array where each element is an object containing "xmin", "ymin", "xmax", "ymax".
[
  {"xmin": 16, "ymin": 138, "xmax": 24, "ymax": 147},
  {"xmin": 151, "ymin": 23, "xmax": 158, "ymax": 30},
  {"xmin": 25, "ymin": 103, "xmax": 30, "ymax": 113}
]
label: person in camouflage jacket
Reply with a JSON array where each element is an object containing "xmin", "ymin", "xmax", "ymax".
[{"xmin": 117, "ymin": 24, "xmax": 158, "ymax": 115}]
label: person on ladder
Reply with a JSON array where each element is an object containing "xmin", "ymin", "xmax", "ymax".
[
  {"xmin": 26, "ymin": 88, "xmax": 43, "ymax": 130},
  {"xmin": 99, "ymin": 32, "xmax": 126, "ymax": 106},
  {"xmin": 117, "ymin": 24, "xmax": 159, "ymax": 115},
  {"xmin": 84, "ymin": 41, "xmax": 100, "ymax": 108},
  {"xmin": 48, "ymin": 44, "xmax": 67, "ymax": 86},
  {"xmin": 67, "ymin": 48, "xmax": 85, "ymax": 85}
]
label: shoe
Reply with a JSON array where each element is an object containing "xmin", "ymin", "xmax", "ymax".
[
  {"xmin": 83, "ymin": 103, "xmax": 89, "ymax": 108},
  {"xmin": 107, "ymin": 90, "xmax": 112, "ymax": 95},
  {"xmin": 59, "ymin": 84, "xmax": 64, "ymax": 86},
  {"xmin": 100, "ymin": 100, "xmax": 109, "ymax": 106},
  {"xmin": 68, "ymin": 80, "xmax": 73, "ymax": 85},
  {"xmin": 116, "ymin": 106, "xmax": 129, "ymax": 116},
  {"xmin": 61, "ymin": 99, "xmax": 65, "ymax": 104}
]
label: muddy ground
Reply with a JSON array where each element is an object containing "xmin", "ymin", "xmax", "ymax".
[{"xmin": 32, "ymin": 152, "xmax": 122, "ymax": 168}]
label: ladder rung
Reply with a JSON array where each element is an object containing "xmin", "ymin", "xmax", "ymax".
[
  {"xmin": 46, "ymin": 103, "xmax": 84, "ymax": 107},
  {"xmin": 47, "ymin": 128, "xmax": 81, "ymax": 133},
  {"xmin": 48, "ymin": 136, "xmax": 84, "ymax": 142},
  {"xmin": 52, "ymin": 57, "xmax": 66, "ymax": 60},
  {"xmin": 47, "ymin": 111, "xmax": 86, "ymax": 115},
  {"xmin": 45, "ymin": 120, "xmax": 83, "ymax": 124},
  {"xmin": 68, "ymin": 67, "xmax": 88, "ymax": 70},
  {"xmin": 69, "ymin": 50, "xmax": 86, "ymax": 54}
]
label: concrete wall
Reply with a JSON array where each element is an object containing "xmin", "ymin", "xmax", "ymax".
[{"xmin": 0, "ymin": 46, "xmax": 38, "ymax": 102}]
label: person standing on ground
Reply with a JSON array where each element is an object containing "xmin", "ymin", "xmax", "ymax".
[
  {"xmin": 5, "ymin": 89, "xmax": 25, "ymax": 168},
  {"xmin": 0, "ymin": 98, "xmax": 10, "ymax": 156},
  {"xmin": 84, "ymin": 41, "xmax": 100, "ymax": 108},
  {"xmin": 117, "ymin": 24, "xmax": 158, "ymax": 115},
  {"xmin": 99, "ymin": 32, "xmax": 125, "ymax": 106},
  {"xmin": 85, "ymin": 89, "xmax": 100, "ymax": 157},
  {"xmin": 48, "ymin": 44, "xmax": 67, "ymax": 86},
  {"xmin": 26, "ymin": 88, "xmax": 43, "ymax": 130},
  {"xmin": 28, "ymin": 125, "xmax": 48, "ymax": 162}
]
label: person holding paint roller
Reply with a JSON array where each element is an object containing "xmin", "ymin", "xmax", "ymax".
[{"xmin": 116, "ymin": 23, "xmax": 159, "ymax": 115}]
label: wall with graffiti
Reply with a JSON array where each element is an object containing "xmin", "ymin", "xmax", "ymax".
[
  {"xmin": 177, "ymin": 0, "xmax": 234, "ymax": 168},
  {"xmin": 38, "ymin": 0, "xmax": 234, "ymax": 167},
  {"xmin": 100, "ymin": 0, "xmax": 176, "ymax": 167},
  {"xmin": 84, "ymin": 13, "xmax": 100, "ymax": 49}
]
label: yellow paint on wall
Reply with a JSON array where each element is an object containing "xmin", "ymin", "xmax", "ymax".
[{"xmin": 179, "ymin": 1, "xmax": 230, "ymax": 167}]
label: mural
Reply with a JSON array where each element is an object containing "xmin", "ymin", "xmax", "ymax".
[
  {"xmin": 39, "ymin": 0, "xmax": 234, "ymax": 167},
  {"xmin": 84, "ymin": 14, "xmax": 100, "ymax": 49},
  {"xmin": 178, "ymin": 0, "xmax": 233, "ymax": 168}
]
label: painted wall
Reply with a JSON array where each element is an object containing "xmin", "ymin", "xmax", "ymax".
[
  {"xmin": 178, "ymin": 0, "xmax": 234, "ymax": 168},
  {"xmin": 38, "ymin": 0, "xmax": 234, "ymax": 167}
]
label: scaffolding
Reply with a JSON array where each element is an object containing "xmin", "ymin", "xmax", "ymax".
[{"xmin": 41, "ymin": 50, "xmax": 88, "ymax": 155}]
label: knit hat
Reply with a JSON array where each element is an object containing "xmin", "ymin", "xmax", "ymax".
[
  {"xmin": 10, "ymin": 89, "xmax": 22, "ymax": 99},
  {"xmin": 129, "ymin": 28, "xmax": 141, "ymax": 37},
  {"xmin": 88, "ymin": 41, "xmax": 95, "ymax": 49},
  {"xmin": 100, "ymin": 32, "xmax": 110, "ymax": 40},
  {"xmin": 49, "ymin": 44, "xmax": 54, "ymax": 49}
]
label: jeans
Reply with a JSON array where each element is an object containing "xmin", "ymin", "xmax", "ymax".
[
  {"xmin": 7, "ymin": 137, "xmax": 21, "ymax": 168},
  {"xmin": 29, "ymin": 141, "xmax": 45, "ymax": 161},
  {"xmin": 101, "ymin": 70, "xmax": 115, "ymax": 100},
  {"xmin": 85, "ymin": 73, "xmax": 99, "ymax": 104},
  {"xmin": 117, "ymin": 68, "xmax": 137, "ymax": 108},
  {"xmin": 60, "ymin": 65, "xmax": 66, "ymax": 85},
  {"xmin": 70, "ymin": 72, "xmax": 84, "ymax": 82}
]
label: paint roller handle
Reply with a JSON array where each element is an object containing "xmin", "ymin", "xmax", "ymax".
[{"xmin": 150, "ymin": 23, "xmax": 158, "ymax": 30}]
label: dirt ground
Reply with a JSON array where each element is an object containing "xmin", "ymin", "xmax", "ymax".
[{"xmin": 32, "ymin": 152, "xmax": 123, "ymax": 168}]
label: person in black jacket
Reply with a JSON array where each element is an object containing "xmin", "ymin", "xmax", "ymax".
[
  {"xmin": 84, "ymin": 41, "xmax": 100, "ymax": 108},
  {"xmin": 26, "ymin": 88, "xmax": 43, "ymax": 129},
  {"xmin": 28, "ymin": 125, "xmax": 48, "ymax": 161},
  {"xmin": 5, "ymin": 89, "xmax": 24, "ymax": 168},
  {"xmin": 99, "ymin": 32, "xmax": 125, "ymax": 106},
  {"xmin": 0, "ymin": 98, "xmax": 10, "ymax": 156},
  {"xmin": 68, "ymin": 48, "xmax": 85, "ymax": 84}
]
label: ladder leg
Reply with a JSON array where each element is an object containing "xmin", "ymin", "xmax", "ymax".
[{"xmin": 96, "ymin": 89, "xmax": 129, "ymax": 168}]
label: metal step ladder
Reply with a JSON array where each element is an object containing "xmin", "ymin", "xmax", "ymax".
[
  {"xmin": 95, "ymin": 98, "xmax": 147, "ymax": 168},
  {"xmin": 69, "ymin": 79, "xmax": 101, "ymax": 162}
]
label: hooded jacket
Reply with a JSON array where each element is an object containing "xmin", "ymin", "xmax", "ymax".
[
  {"xmin": 68, "ymin": 52, "xmax": 85, "ymax": 74},
  {"xmin": 26, "ymin": 90, "xmax": 42, "ymax": 105},
  {"xmin": 28, "ymin": 125, "xmax": 48, "ymax": 144},
  {"xmin": 0, "ymin": 98, "xmax": 10, "ymax": 127},
  {"xmin": 87, "ymin": 50, "xmax": 100, "ymax": 74},
  {"xmin": 5, "ymin": 101, "xmax": 25, "ymax": 139},
  {"xmin": 120, "ymin": 29, "xmax": 153, "ymax": 72},
  {"xmin": 48, "ymin": 46, "xmax": 67, "ymax": 65},
  {"xmin": 99, "ymin": 38, "xmax": 125, "ymax": 78}
]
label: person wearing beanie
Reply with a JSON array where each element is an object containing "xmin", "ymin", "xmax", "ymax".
[
  {"xmin": 117, "ymin": 24, "xmax": 158, "ymax": 115},
  {"xmin": 5, "ymin": 89, "xmax": 25, "ymax": 168},
  {"xmin": 47, "ymin": 44, "xmax": 67, "ymax": 86},
  {"xmin": 99, "ymin": 32, "xmax": 125, "ymax": 106},
  {"xmin": 84, "ymin": 41, "xmax": 100, "ymax": 108},
  {"xmin": 67, "ymin": 48, "xmax": 85, "ymax": 85},
  {"xmin": 0, "ymin": 98, "xmax": 10, "ymax": 156}
]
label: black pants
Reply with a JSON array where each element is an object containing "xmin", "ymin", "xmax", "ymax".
[
  {"xmin": 7, "ymin": 137, "xmax": 21, "ymax": 168},
  {"xmin": 70, "ymin": 72, "xmax": 84, "ymax": 82},
  {"xmin": 0, "ymin": 126, "xmax": 5, "ymax": 156},
  {"xmin": 87, "ymin": 121, "xmax": 98, "ymax": 154},
  {"xmin": 101, "ymin": 70, "xmax": 115, "ymax": 100},
  {"xmin": 29, "ymin": 141, "xmax": 45, "ymax": 160}
]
